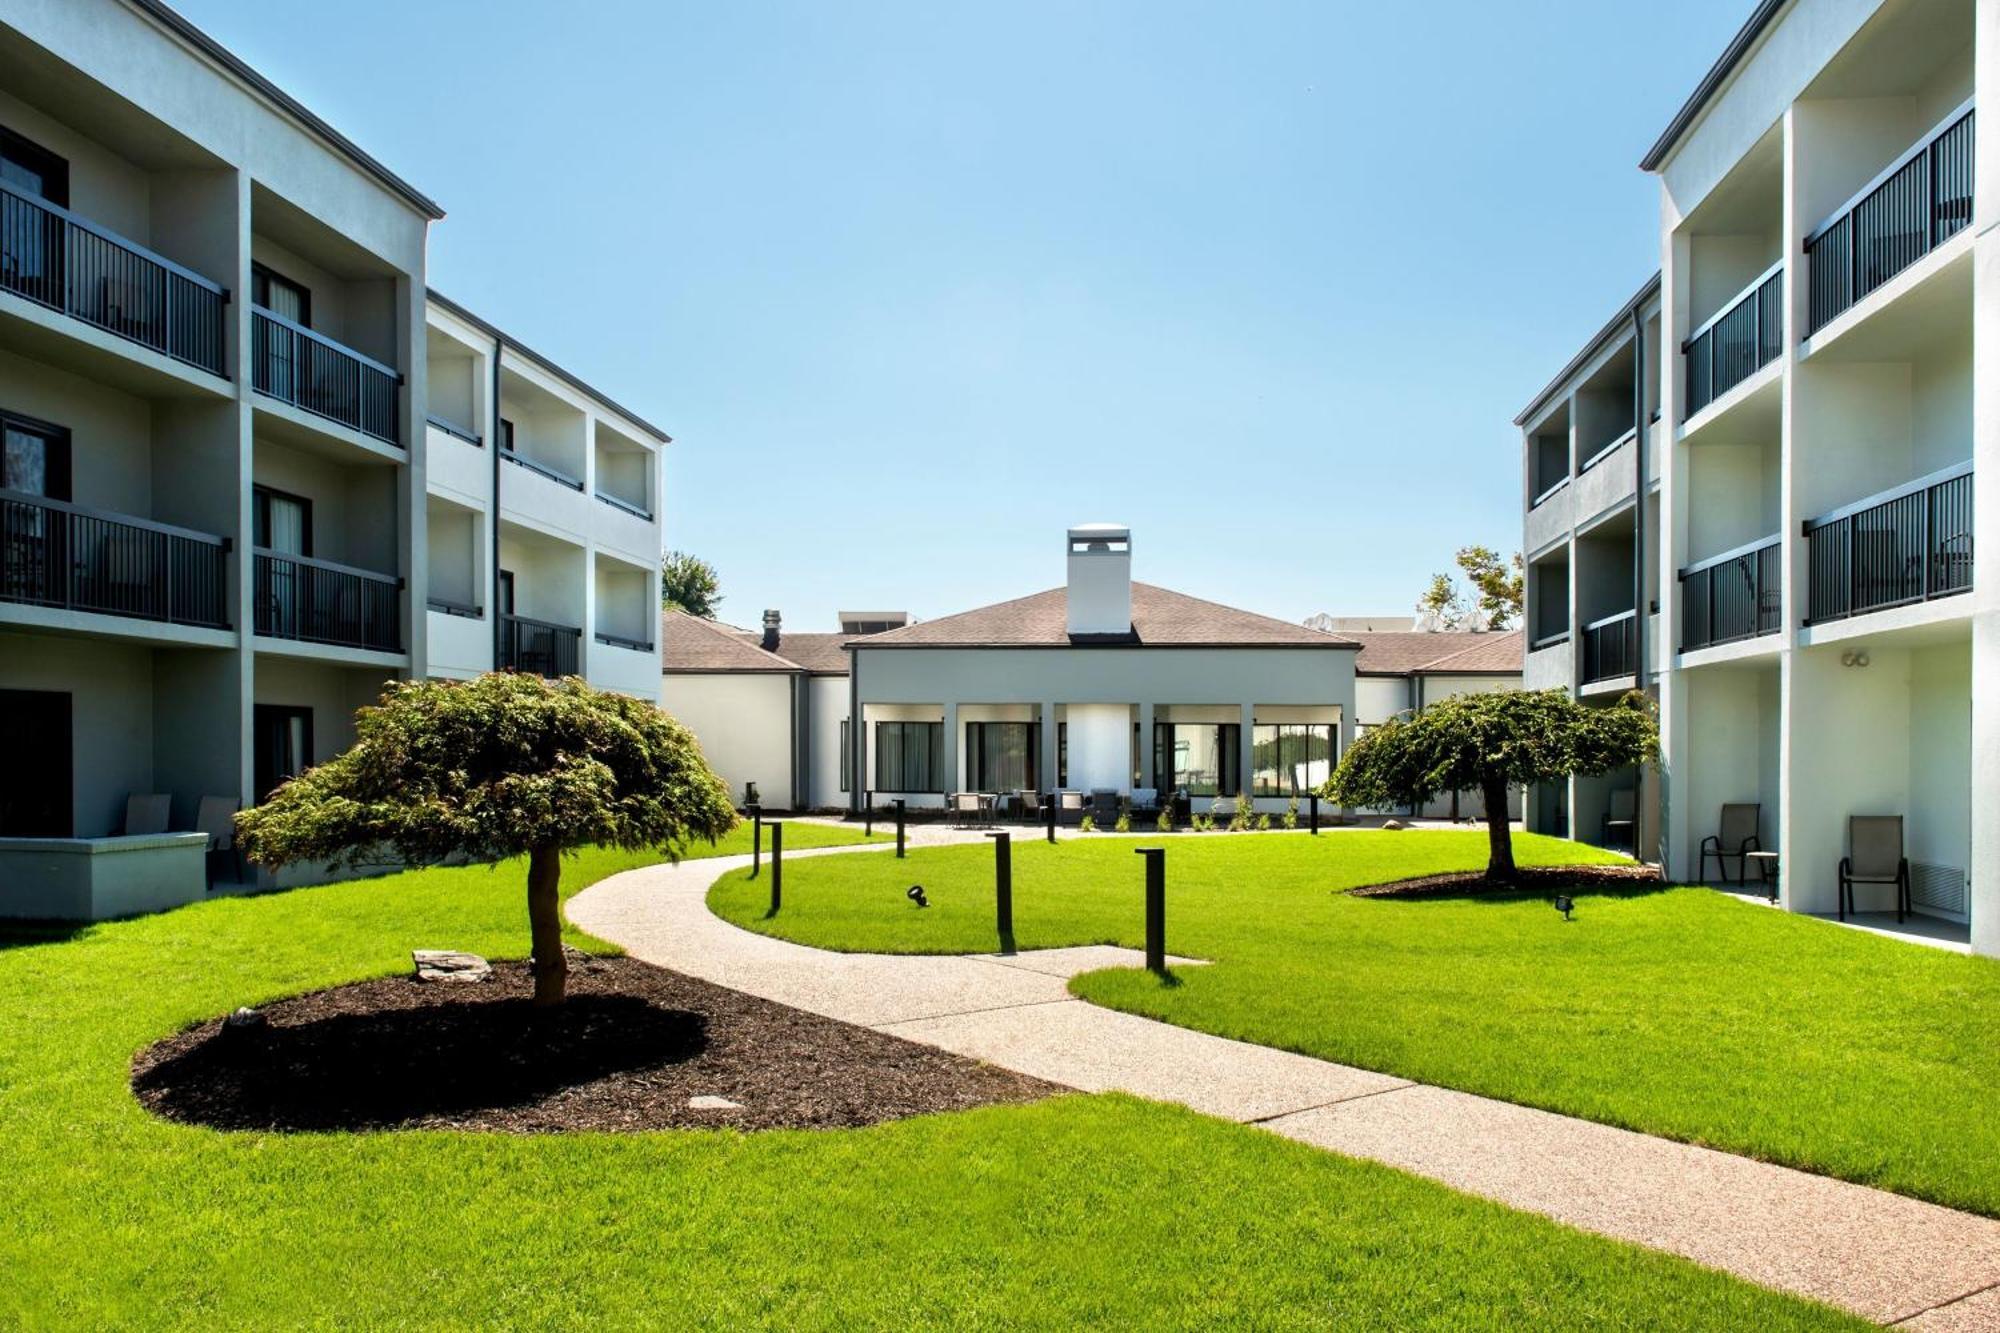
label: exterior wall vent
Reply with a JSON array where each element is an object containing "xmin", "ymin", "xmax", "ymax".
[{"xmin": 1910, "ymin": 862, "xmax": 1968, "ymax": 920}]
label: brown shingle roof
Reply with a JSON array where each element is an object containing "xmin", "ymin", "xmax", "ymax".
[
  {"xmin": 849, "ymin": 583, "xmax": 1353, "ymax": 650},
  {"xmin": 661, "ymin": 610, "xmax": 798, "ymax": 673},
  {"xmin": 749, "ymin": 631, "xmax": 850, "ymax": 674},
  {"xmin": 1348, "ymin": 630, "xmax": 1523, "ymax": 676}
]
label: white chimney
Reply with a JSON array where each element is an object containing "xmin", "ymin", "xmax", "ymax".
[{"xmin": 1066, "ymin": 524, "xmax": 1132, "ymax": 638}]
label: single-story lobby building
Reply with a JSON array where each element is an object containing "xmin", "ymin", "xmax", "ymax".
[{"xmin": 844, "ymin": 525, "xmax": 1359, "ymax": 813}]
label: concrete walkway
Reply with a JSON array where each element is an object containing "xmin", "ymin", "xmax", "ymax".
[{"xmin": 570, "ymin": 842, "xmax": 2000, "ymax": 1327}]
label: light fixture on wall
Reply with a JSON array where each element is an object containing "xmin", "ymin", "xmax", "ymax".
[{"xmin": 1840, "ymin": 651, "xmax": 1871, "ymax": 669}]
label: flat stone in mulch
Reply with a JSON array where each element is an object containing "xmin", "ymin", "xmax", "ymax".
[
  {"xmin": 131, "ymin": 954, "xmax": 1059, "ymax": 1135},
  {"xmin": 1348, "ymin": 863, "xmax": 1665, "ymax": 899}
]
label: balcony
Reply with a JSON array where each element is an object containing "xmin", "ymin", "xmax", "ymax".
[
  {"xmin": 1685, "ymin": 263, "xmax": 1781, "ymax": 417},
  {"xmin": 1805, "ymin": 102, "xmax": 1973, "ymax": 337},
  {"xmin": 502, "ymin": 447, "xmax": 583, "ymax": 491},
  {"xmin": 0, "ymin": 180, "xmax": 227, "ymax": 377},
  {"xmin": 1, "ymin": 490, "xmax": 229, "ymax": 628},
  {"xmin": 1804, "ymin": 464, "xmax": 1972, "ymax": 626},
  {"xmin": 1680, "ymin": 537, "xmax": 1781, "ymax": 652},
  {"xmin": 1581, "ymin": 610, "xmax": 1637, "ymax": 684},
  {"xmin": 253, "ymin": 550, "xmax": 401, "ymax": 652},
  {"xmin": 251, "ymin": 308, "xmax": 400, "ymax": 446},
  {"xmin": 501, "ymin": 613, "xmax": 581, "ymax": 678}
]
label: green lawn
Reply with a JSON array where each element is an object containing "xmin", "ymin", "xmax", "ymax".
[
  {"xmin": 711, "ymin": 829, "xmax": 2000, "ymax": 1218},
  {"xmin": 0, "ymin": 836, "xmax": 1848, "ymax": 1328}
]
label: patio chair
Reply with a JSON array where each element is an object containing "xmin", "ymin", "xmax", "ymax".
[
  {"xmin": 194, "ymin": 795, "xmax": 241, "ymax": 889},
  {"xmin": 1015, "ymin": 789, "xmax": 1042, "ymax": 824},
  {"xmin": 1601, "ymin": 788, "xmax": 1635, "ymax": 852},
  {"xmin": 948, "ymin": 792, "xmax": 984, "ymax": 829},
  {"xmin": 1698, "ymin": 803, "xmax": 1761, "ymax": 885},
  {"xmin": 1839, "ymin": 815, "xmax": 1911, "ymax": 923},
  {"xmin": 1090, "ymin": 789, "xmax": 1120, "ymax": 826},
  {"xmin": 122, "ymin": 793, "xmax": 171, "ymax": 836},
  {"xmin": 1058, "ymin": 790, "xmax": 1087, "ymax": 826},
  {"xmin": 1129, "ymin": 787, "xmax": 1159, "ymax": 817}
]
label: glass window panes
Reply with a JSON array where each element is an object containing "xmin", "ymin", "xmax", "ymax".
[
  {"xmin": 1252, "ymin": 723, "xmax": 1337, "ymax": 796},
  {"xmin": 874, "ymin": 721, "xmax": 943, "ymax": 793},
  {"xmin": 965, "ymin": 721, "xmax": 1033, "ymax": 793}
]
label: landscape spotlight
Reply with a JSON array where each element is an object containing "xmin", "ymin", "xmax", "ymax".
[
  {"xmin": 907, "ymin": 885, "xmax": 929, "ymax": 909},
  {"xmin": 1554, "ymin": 894, "xmax": 1574, "ymax": 922}
]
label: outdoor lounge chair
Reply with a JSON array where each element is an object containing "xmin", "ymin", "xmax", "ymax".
[
  {"xmin": 1601, "ymin": 788, "xmax": 1635, "ymax": 851},
  {"xmin": 194, "ymin": 795, "xmax": 241, "ymax": 889},
  {"xmin": 1698, "ymin": 803, "xmax": 1762, "ymax": 885},
  {"xmin": 122, "ymin": 793, "xmax": 171, "ymax": 836},
  {"xmin": 1015, "ymin": 789, "xmax": 1041, "ymax": 824},
  {"xmin": 1839, "ymin": 815, "xmax": 1911, "ymax": 923},
  {"xmin": 1058, "ymin": 790, "xmax": 1087, "ymax": 826},
  {"xmin": 948, "ymin": 792, "xmax": 986, "ymax": 829},
  {"xmin": 1129, "ymin": 787, "xmax": 1159, "ymax": 816},
  {"xmin": 1090, "ymin": 789, "xmax": 1120, "ymax": 826}
]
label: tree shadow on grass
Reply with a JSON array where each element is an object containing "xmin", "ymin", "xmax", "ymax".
[
  {"xmin": 135, "ymin": 994, "xmax": 708, "ymax": 1132},
  {"xmin": 1346, "ymin": 864, "xmax": 1674, "ymax": 906}
]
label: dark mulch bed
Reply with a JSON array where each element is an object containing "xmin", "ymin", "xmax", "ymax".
[
  {"xmin": 132, "ymin": 954, "xmax": 1059, "ymax": 1134},
  {"xmin": 1348, "ymin": 863, "xmax": 1665, "ymax": 899}
]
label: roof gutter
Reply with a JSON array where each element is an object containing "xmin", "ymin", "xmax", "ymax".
[
  {"xmin": 124, "ymin": 0, "xmax": 445, "ymax": 220},
  {"xmin": 1637, "ymin": 0, "xmax": 1789, "ymax": 172}
]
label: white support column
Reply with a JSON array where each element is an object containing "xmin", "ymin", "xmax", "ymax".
[{"xmin": 1969, "ymin": 0, "xmax": 2000, "ymax": 955}]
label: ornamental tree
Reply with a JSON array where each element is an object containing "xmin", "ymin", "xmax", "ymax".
[
  {"xmin": 1323, "ymin": 689, "xmax": 1657, "ymax": 882},
  {"xmin": 236, "ymin": 672, "xmax": 737, "ymax": 1005}
]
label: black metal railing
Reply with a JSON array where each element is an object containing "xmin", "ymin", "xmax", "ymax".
[
  {"xmin": 1680, "ymin": 537, "xmax": 1781, "ymax": 651},
  {"xmin": 594, "ymin": 629, "xmax": 654, "ymax": 652},
  {"xmin": 501, "ymin": 613, "xmax": 581, "ymax": 678},
  {"xmin": 1805, "ymin": 102, "xmax": 1974, "ymax": 335},
  {"xmin": 425, "ymin": 413, "xmax": 481, "ymax": 446},
  {"xmin": 426, "ymin": 596, "xmax": 482, "ymax": 619},
  {"xmin": 1685, "ymin": 263, "xmax": 1782, "ymax": 416},
  {"xmin": 1, "ymin": 489, "xmax": 229, "ymax": 628},
  {"xmin": 1581, "ymin": 609, "xmax": 1638, "ymax": 683},
  {"xmin": 501, "ymin": 448, "xmax": 584, "ymax": 491},
  {"xmin": 1529, "ymin": 629, "xmax": 1570, "ymax": 651},
  {"xmin": 253, "ymin": 549, "xmax": 401, "ymax": 651},
  {"xmin": 595, "ymin": 490, "xmax": 652, "ymax": 520},
  {"xmin": 0, "ymin": 180, "xmax": 228, "ymax": 376},
  {"xmin": 1804, "ymin": 464, "xmax": 1973, "ymax": 625},
  {"xmin": 251, "ymin": 307, "xmax": 400, "ymax": 446}
]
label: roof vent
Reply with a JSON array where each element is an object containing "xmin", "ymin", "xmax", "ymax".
[{"xmin": 761, "ymin": 609, "xmax": 781, "ymax": 652}]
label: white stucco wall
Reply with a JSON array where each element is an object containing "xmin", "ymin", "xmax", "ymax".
[{"xmin": 660, "ymin": 673, "xmax": 794, "ymax": 810}]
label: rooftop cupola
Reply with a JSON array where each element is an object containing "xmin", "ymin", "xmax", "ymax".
[{"xmin": 1065, "ymin": 524, "xmax": 1132, "ymax": 638}]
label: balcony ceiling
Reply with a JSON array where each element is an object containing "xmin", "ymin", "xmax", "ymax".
[
  {"xmin": 1806, "ymin": 0, "xmax": 1971, "ymax": 101},
  {"xmin": 0, "ymin": 28, "xmax": 222, "ymax": 171},
  {"xmin": 250, "ymin": 182, "xmax": 399, "ymax": 280}
]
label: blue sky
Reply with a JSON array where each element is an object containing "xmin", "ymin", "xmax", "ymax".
[{"xmin": 180, "ymin": 0, "xmax": 1746, "ymax": 630}]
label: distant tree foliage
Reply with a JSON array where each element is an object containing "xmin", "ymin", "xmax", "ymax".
[
  {"xmin": 1413, "ymin": 546, "xmax": 1524, "ymax": 631},
  {"xmin": 236, "ymin": 673, "xmax": 737, "ymax": 1005},
  {"xmin": 1324, "ymin": 689, "xmax": 1657, "ymax": 881},
  {"xmin": 660, "ymin": 550, "xmax": 723, "ymax": 618}
]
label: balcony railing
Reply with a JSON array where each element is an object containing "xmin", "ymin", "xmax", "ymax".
[
  {"xmin": 1, "ymin": 489, "xmax": 229, "ymax": 628},
  {"xmin": 251, "ymin": 307, "xmax": 400, "ymax": 446},
  {"xmin": 1685, "ymin": 262, "xmax": 1782, "ymax": 417},
  {"xmin": 595, "ymin": 490, "xmax": 652, "ymax": 520},
  {"xmin": 425, "ymin": 413, "xmax": 481, "ymax": 446},
  {"xmin": 501, "ymin": 613, "xmax": 581, "ymax": 678},
  {"xmin": 594, "ymin": 629, "xmax": 654, "ymax": 652},
  {"xmin": 253, "ymin": 549, "xmax": 401, "ymax": 652},
  {"xmin": 501, "ymin": 448, "xmax": 584, "ymax": 491},
  {"xmin": 0, "ymin": 180, "xmax": 228, "ymax": 376},
  {"xmin": 1805, "ymin": 101, "xmax": 1974, "ymax": 336},
  {"xmin": 1804, "ymin": 463, "xmax": 1973, "ymax": 626},
  {"xmin": 1581, "ymin": 609, "xmax": 1638, "ymax": 683},
  {"xmin": 1679, "ymin": 536, "xmax": 1781, "ymax": 652}
]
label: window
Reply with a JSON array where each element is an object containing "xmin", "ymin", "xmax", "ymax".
[
  {"xmin": 1153, "ymin": 723, "xmax": 1239, "ymax": 797},
  {"xmin": 965, "ymin": 721, "xmax": 1035, "ymax": 793},
  {"xmin": 252, "ymin": 486, "xmax": 312, "ymax": 556},
  {"xmin": 0, "ymin": 125, "xmax": 69, "ymax": 206},
  {"xmin": 874, "ymin": 720, "xmax": 943, "ymax": 793},
  {"xmin": 251, "ymin": 263, "xmax": 312, "ymax": 327},
  {"xmin": 0, "ymin": 689, "xmax": 70, "ymax": 836},
  {"xmin": 1252, "ymin": 723, "xmax": 1337, "ymax": 797},
  {"xmin": 254, "ymin": 705, "xmax": 313, "ymax": 805},
  {"xmin": 838, "ymin": 719, "xmax": 849, "ymax": 793},
  {"xmin": 1, "ymin": 411, "xmax": 70, "ymax": 500},
  {"xmin": 1057, "ymin": 721, "xmax": 1066, "ymax": 787},
  {"xmin": 498, "ymin": 570, "xmax": 516, "ymax": 615}
]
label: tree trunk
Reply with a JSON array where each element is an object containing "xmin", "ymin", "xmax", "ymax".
[
  {"xmin": 527, "ymin": 844, "xmax": 566, "ymax": 1007},
  {"xmin": 1482, "ymin": 771, "xmax": 1516, "ymax": 884}
]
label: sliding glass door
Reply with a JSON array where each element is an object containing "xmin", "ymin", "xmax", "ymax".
[
  {"xmin": 964, "ymin": 721, "xmax": 1035, "ymax": 793},
  {"xmin": 1152, "ymin": 722, "xmax": 1240, "ymax": 797}
]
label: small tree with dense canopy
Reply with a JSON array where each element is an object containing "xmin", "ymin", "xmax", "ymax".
[
  {"xmin": 1323, "ymin": 689, "xmax": 1658, "ymax": 882},
  {"xmin": 236, "ymin": 672, "xmax": 737, "ymax": 1005}
]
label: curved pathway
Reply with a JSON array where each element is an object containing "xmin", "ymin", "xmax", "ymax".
[{"xmin": 571, "ymin": 839, "xmax": 2000, "ymax": 1327}]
